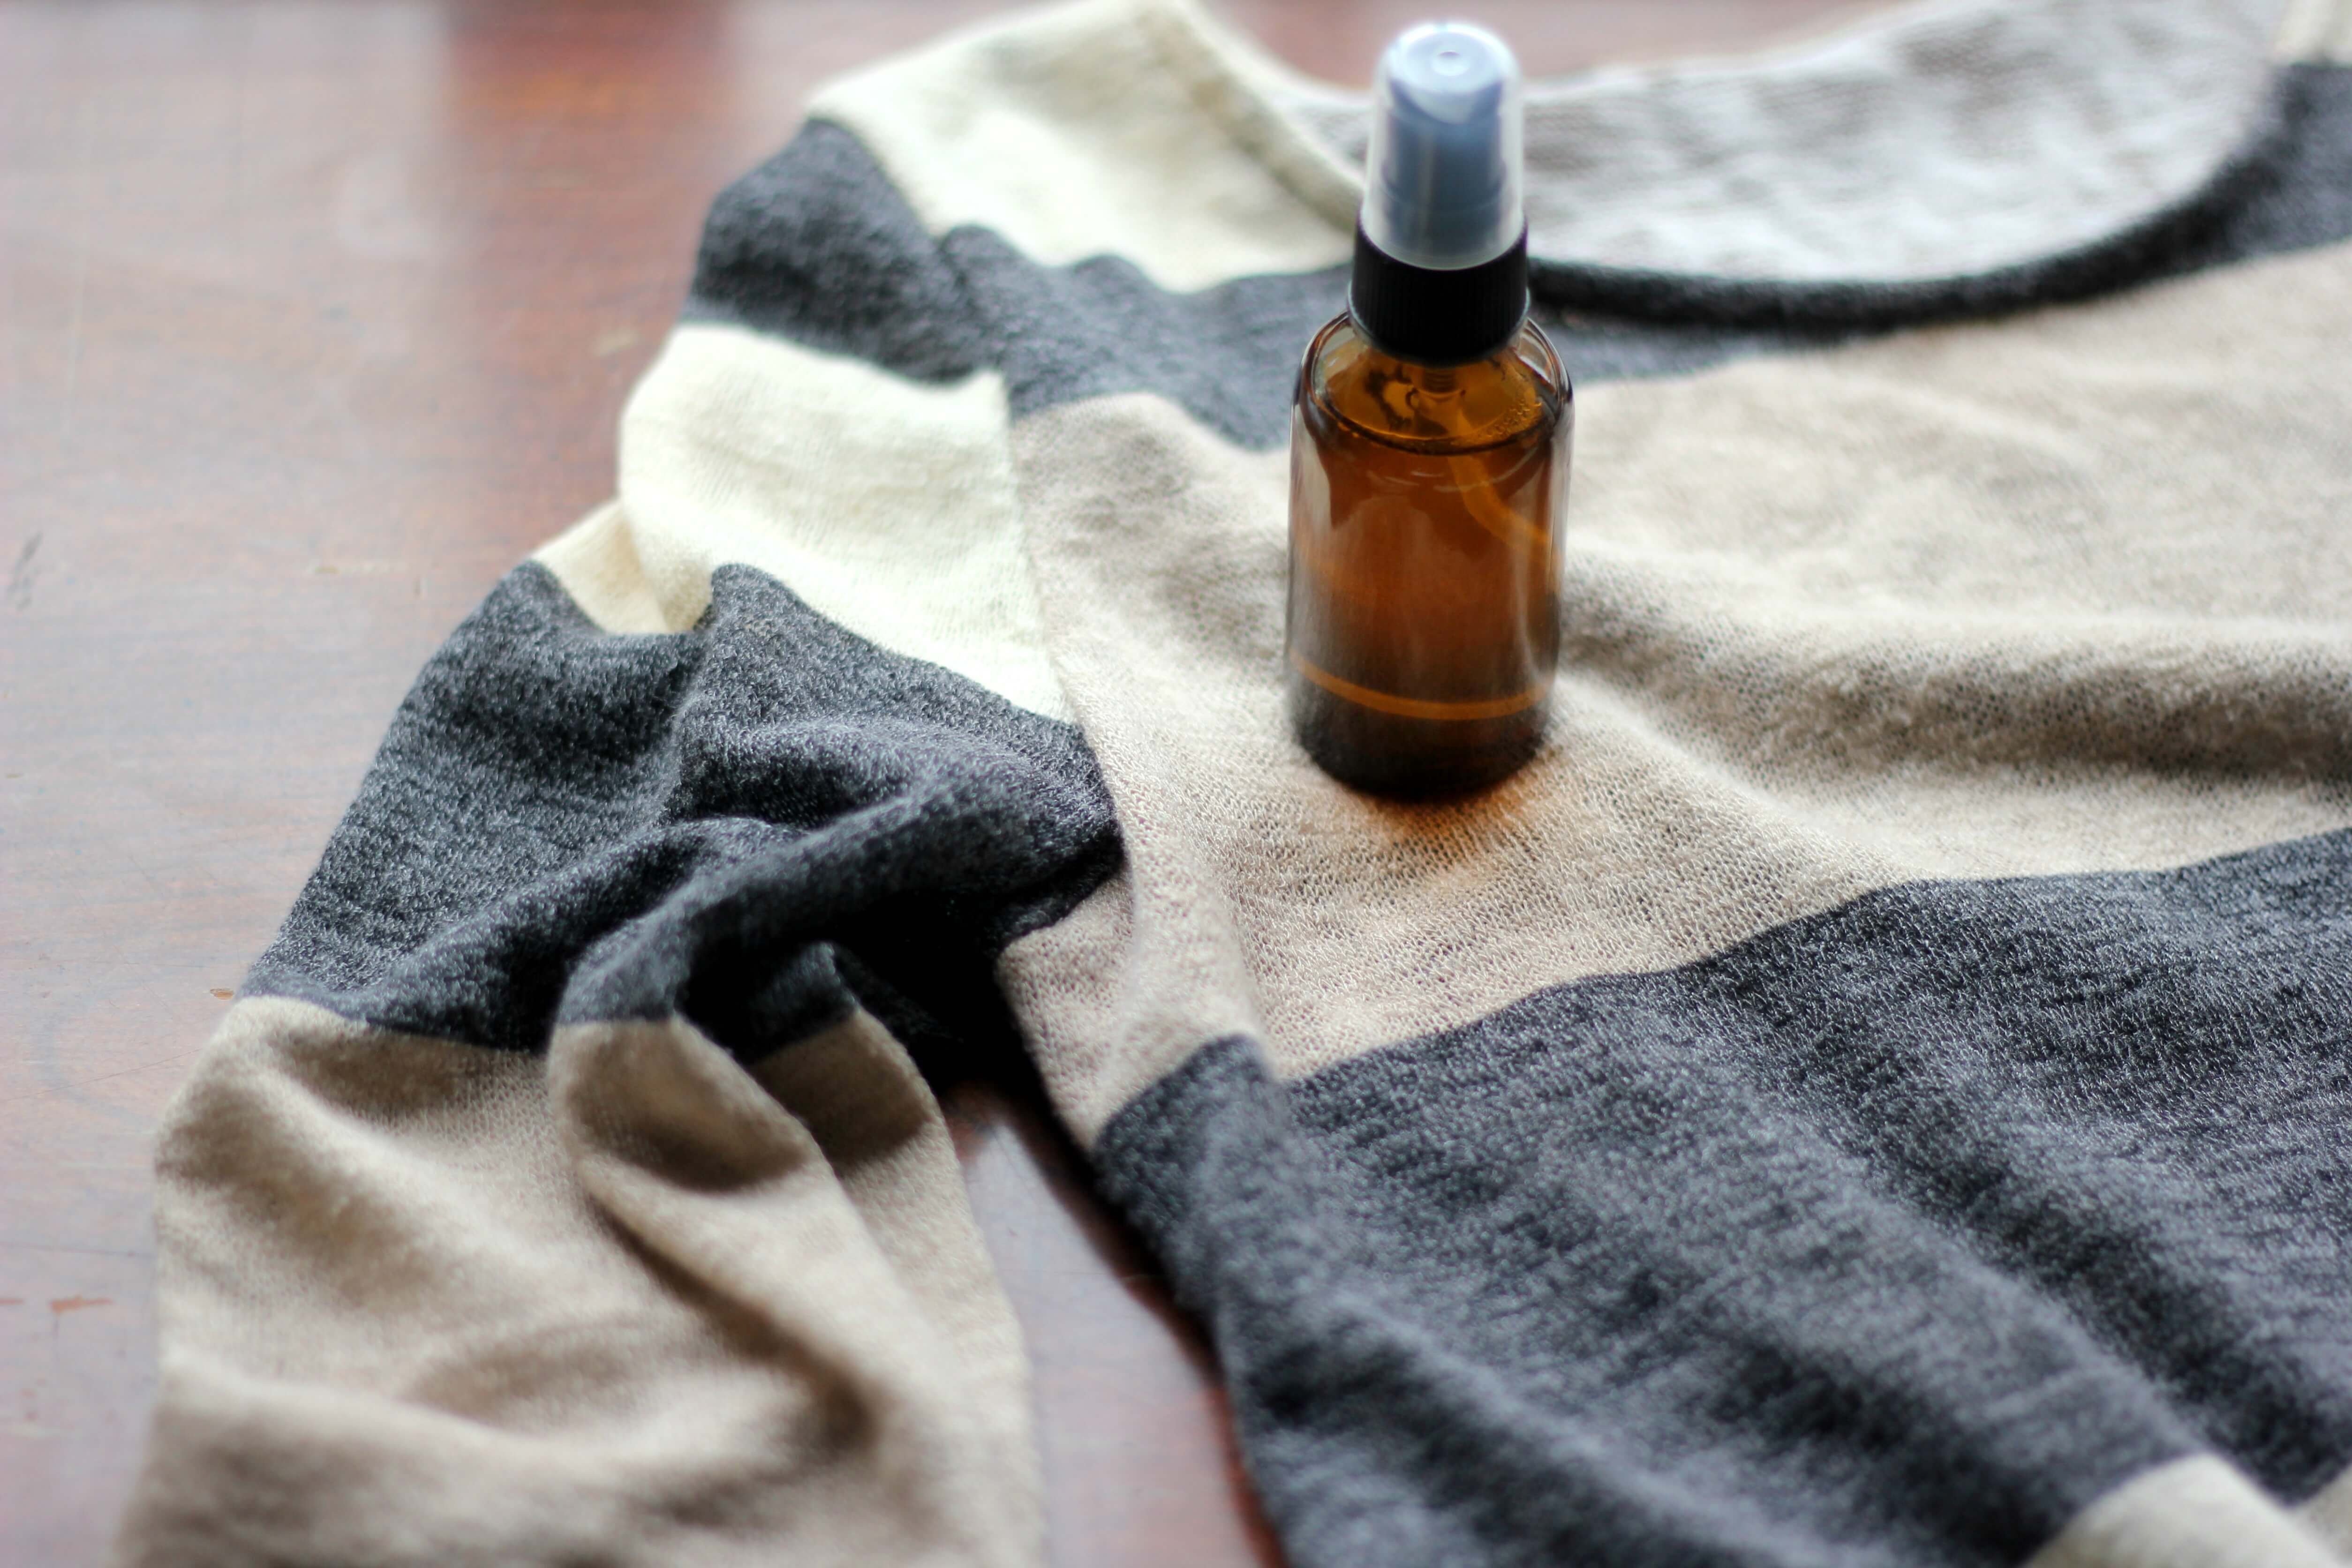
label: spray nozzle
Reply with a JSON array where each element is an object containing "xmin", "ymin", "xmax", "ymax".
[{"xmin": 1361, "ymin": 22, "xmax": 1525, "ymax": 271}]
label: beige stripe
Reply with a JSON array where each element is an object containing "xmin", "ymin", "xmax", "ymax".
[
  {"xmin": 1010, "ymin": 240, "xmax": 2352, "ymax": 1136},
  {"xmin": 115, "ymin": 997, "xmax": 1040, "ymax": 1568},
  {"xmin": 2276, "ymin": 0, "xmax": 2352, "ymax": 57},
  {"xmin": 2028, "ymin": 1455, "xmax": 2350, "ymax": 1568},
  {"xmin": 1002, "ymin": 867, "xmax": 1276, "ymax": 1141}
]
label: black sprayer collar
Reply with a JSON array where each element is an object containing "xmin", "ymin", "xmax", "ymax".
[{"xmin": 1347, "ymin": 224, "xmax": 1530, "ymax": 366}]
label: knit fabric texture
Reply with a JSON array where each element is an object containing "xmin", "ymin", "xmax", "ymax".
[{"xmin": 115, "ymin": 0, "xmax": 2352, "ymax": 1564}]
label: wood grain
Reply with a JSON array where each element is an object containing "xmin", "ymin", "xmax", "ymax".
[{"xmin": 0, "ymin": 2, "xmax": 1869, "ymax": 1561}]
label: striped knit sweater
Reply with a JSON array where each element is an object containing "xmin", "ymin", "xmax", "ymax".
[{"xmin": 115, "ymin": 0, "xmax": 2352, "ymax": 1564}]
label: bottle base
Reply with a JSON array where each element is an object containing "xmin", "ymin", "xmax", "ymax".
[{"xmin": 1289, "ymin": 676, "xmax": 1547, "ymax": 799}]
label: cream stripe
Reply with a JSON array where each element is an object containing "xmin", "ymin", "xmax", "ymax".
[
  {"xmin": 810, "ymin": 0, "xmax": 1352, "ymax": 293},
  {"xmin": 533, "ymin": 499, "xmax": 667, "ymax": 634},
  {"xmin": 2026, "ymin": 1455, "xmax": 2349, "ymax": 1568},
  {"xmin": 588, "ymin": 322, "xmax": 1070, "ymax": 721}
]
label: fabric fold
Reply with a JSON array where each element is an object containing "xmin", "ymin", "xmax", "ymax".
[{"xmin": 117, "ymin": 999, "xmax": 1041, "ymax": 1568}]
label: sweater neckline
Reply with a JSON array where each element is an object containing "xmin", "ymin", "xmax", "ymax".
[{"xmin": 1133, "ymin": 0, "xmax": 2289, "ymax": 297}]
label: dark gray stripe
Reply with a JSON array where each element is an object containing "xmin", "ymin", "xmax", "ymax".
[
  {"xmin": 1095, "ymin": 831, "xmax": 2352, "ymax": 1568},
  {"xmin": 685, "ymin": 121, "xmax": 1850, "ymax": 448},
  {"xmin": 688, "ymin": 65, "xmax": 2352, "ymax": 449},
  {"xmin": 249, "ymin": 563, "xmax": 1120, "ymax": 1063}
]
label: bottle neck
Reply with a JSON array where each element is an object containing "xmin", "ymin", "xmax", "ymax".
[{"xmin": 1347, "ymin": 225, "xmax": 1530, "ymax": 366}]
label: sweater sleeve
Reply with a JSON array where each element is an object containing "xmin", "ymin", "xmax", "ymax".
[{"xmin": 112, "ymin": 111, "xmax": 1117, "ymax": 1568}]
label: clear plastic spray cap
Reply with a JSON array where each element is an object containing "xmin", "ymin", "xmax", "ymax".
[{"xmin": 1360, "ymin": 22, "xmax": 1525, "ymax": 272}]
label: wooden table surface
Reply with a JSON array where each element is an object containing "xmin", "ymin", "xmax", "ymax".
[{"xmin": 0, "ymin": 1, "xmax": 1867, "ymax": 1561}]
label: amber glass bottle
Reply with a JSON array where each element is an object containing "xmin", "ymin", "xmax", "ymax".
[
  {"xmin": 1286, "ymin": 21, "xmax": 1569, "ymax": 796},
  {"xmin": 1288, "ymin": 316, "xmax": 1568, "ymax": 796}
]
